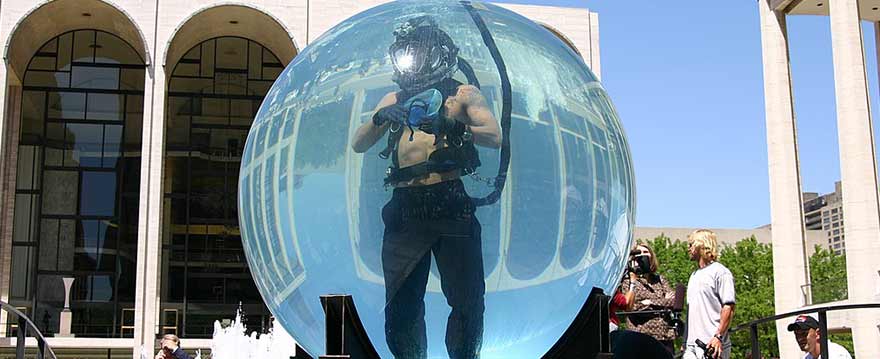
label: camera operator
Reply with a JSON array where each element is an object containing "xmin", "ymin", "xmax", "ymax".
[{"xmin": 620, "ymin": 243, "xmax": 677, "ymax": 354}]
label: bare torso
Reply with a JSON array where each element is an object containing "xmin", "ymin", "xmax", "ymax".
[{"xmin": 393, "ymin": 87, "xmax": 467, "ymax": 188}]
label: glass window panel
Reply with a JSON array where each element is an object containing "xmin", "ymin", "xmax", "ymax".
[
  {"xmin": 59, "ymin": 219, "xmax": 75, "ymax": 272},
  {"xmin": 47, "ymin": 92, "xmax": 86, "ymax": 119},
  {"xmin": 169, "ymin": 77, "xmax": 213, "ymax": 94},
  {"xmin": 201, "ymin": 40, "xmax": 215, "ymax": 78},
  {"xmin": 30, "ymin": 56, "xmax": 56, "ymax": 71},
  {"xmin": 87, "ymin": 93, "xmax": 123, "ymax": 121},
  {"xmin": 266, "ymin": 112, "xmax": 283, "ymax": 147},
  {"xmin": 173, "ymin": 63, "xmax": 199, "ymax": 78},
  {"xmin": 263, "ymin": 49, "xmax": 280, "ymax": 64},
  {"xmin": 230, "ymin": 99, "xmax": 254, "ymax": 127},
  {"xmin": 247, "ymin": 80, "xmax": 272, "ymax": 96},
  {"xmin": 10, "ymin": 246, "xmax": 34, "ymax": 299},
  {"xmin": 165, "ymin": 96, "xmax": 192, "ymax": 148},
  {"xmin": 16, "ymin": 145, "xmax": 37, "ymax": 190},
  {"xmin": 282, "ymin": 109, "xmax": 296, "ymax": 139},
  {"xmin": 507, "ymin": 120, "xmax": 560, "ymax": 279},
  {"xmin": 45, "ymin": 148, "xmax": 64, "ymax": 167},
  {"xmin": 66, "ymin": 123, "xmax": 103, "ymax": 167},
  {"xmin": 125, "ymin": 95, "xmax": 144, "ymax": 148},
  {"xmin": 262, "ymin": 67, "xmax": 282, "ymax": 82},
  {"xmin": 89, "ymin": 275, "xmax": 114, "ymax": 301},
  {"xmin": 72, "ymin": 30, "xmax": 96, "ymax": 63},
  {"xmin": 191, "ymin": 127, "xmax": 210, "ymax": 152},
  {"xmin": 45, "ymin": 122, "xmax": 66, "ymax": 166},
  {"xmin": 122, "ymin": 157, "xmax": 141, "ymax": 194},
  {"xmin": 13, "ymin": 194, "xmax": 37, "ymax": 243},
  {"xmin": 38, "ymin": 219, "xmax": 59, "ymax": 271},
  {"xmin": 38, "ymin": 38, "xmax": 58, "ymax": 53},
  {"xmin": 96, "ymin": 32, "xmax": 141, "ymax": 65},
  {"xmin": 194, "ymin": 98, "xmax": 228, "ymax": 125},
  {"xmin": 42, "ymin": 170, "xmax": 77, "ymax": 215},
  {"xmin": 120, "ymin": 68, "xmax": 145, "ymax": 91},
  {"xmin": 80, "ymin": 171, "xmax": 117, "ymax": 216},
  {"xmin": 71, "ymin": 66, "xmax": 119, "ymax": 90},
  {"xmin": 20, "ymin": 91, "xmax": 46, "ymax": 141},
  {"xmin": 57, "ymin": 33, "xmax": 73, "ymax": 71},
  {"xmin": 248, "ymin": 41, "xmax": 262, "ymax": 80},
  {"xmin": 23, "ymin": 71, "xmax": 70, "ymax": 88},
  {"xmin": 216, "ymin": 73, "xmax": 247, "ymax": 95},
  {"xmin": 215, "ymin": 37, "xmax": 247, "ymax": 70},
  {"xmin": 103, "ymin": 125, "xmax": 122, "ymax": 168}
]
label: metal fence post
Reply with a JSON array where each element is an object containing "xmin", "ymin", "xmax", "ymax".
[
  {"xmin": 16, "ymin": 315, "xmax": 27, "ymax": 359},
  {"xmin": 749, "ymin": 324, "xmax": 760, "ymax": 359}
]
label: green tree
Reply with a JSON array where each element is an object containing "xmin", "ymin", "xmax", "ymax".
[
  {"xmin": 808, "ymin": 246, "xmax": 852, "ymax": 355},
  {"xmin": 809, "ymin": 245, "xmax": 848, "ymax": 304},
  {"xmin": 719, "ymin": 237, "xmax": 778, "ymax": 359}
]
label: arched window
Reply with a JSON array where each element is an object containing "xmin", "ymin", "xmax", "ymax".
[
  {"xmin": 9, "ymin": 29, "xmax": 145, "ymax": 337},
  {"xmin": 162, "ymin": 37, "xmax": 282, "ymax": 337}
]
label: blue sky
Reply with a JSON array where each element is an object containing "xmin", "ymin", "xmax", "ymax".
[{"xmin": 493, "ymin": 0, "xmax": 880, "ymax": 228}]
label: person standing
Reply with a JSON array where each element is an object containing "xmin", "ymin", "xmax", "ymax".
[{"xmin": 683, "ymin": 229, "xmax": 736, "ymax": 359}]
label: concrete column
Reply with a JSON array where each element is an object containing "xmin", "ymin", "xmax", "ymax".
[
  {"xmin": 0, "ymin": 70, "xmax": 21, "ymax": 338},
  {"xmin": 589, "ymin": 11, "xmax": 601, "ymax": 80},
  {"xmin": 133, "ymin": 61, "xmax": 167, "ymax": 359},
  {"xmin": 757, "ymin": 2, "xmax": 810, "ymax": 359},
  {"xmin": 829, "ymin": 1, "xmax": 880, "ymax": 358}
]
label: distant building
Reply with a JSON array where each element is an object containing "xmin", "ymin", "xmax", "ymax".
[
  {"xmin": 633, "ymin": 226, "xmax": 825, "ymax": 255},
  {"xmin": 803, "ymin": 182, "xmax": 846, "ymax": 254}
]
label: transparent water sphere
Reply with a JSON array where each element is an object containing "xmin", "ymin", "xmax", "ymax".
[{"xmin": 238, "ymin": 1, "xmax": 635, "ymax": 358}]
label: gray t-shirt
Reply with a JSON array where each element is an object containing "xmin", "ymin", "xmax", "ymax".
[{"xmin": 686, "ymin": 261, "xmax": 736, "ymax": 346}]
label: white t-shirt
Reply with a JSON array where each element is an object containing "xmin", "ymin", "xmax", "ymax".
[
  {"xmin": 803, "ymin": 341, "xmax": 852, "ymax": 359},
  {"xmin": 685, "ymin": 261, "xmax": 736, "ymax": 346}
]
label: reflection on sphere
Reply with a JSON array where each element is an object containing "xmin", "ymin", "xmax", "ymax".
[{"xmin": 238, "ymin": 1, "xmax": 635, "ymax": 358}]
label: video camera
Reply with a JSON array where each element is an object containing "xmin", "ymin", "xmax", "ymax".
[{"xmin": 627, "ymin": 249, "xmax": 650, "ymax": 275}]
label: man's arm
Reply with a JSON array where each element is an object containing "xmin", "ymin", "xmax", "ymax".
[
  {"xmin": 352, "ymin": 92, "xmax": 396, "ymax": 153},
  {"xmin": 458, "ymin": 85, "xmax": 501, "ymax": 148},
  {"xmin": 707, "ymin": 304, "xmax": 735, "ymax": 358}
]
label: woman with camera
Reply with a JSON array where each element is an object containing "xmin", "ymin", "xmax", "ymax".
[{"xmin": 620, "ymin": 243, "xmax": 677, "ymax": 354}]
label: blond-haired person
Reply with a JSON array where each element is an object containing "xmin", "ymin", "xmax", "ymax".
[{"xmin": 683, "ymin": 230, "xmax": 736, "ymax": 359}]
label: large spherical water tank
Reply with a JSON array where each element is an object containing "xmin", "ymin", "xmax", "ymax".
[{"xmin": 238, "ymin": 1, "xmax": 635, "ymax": 358}]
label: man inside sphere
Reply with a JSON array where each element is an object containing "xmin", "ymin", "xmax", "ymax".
[{"xmin": 351, "ymin": 15, "xmax": 501, "ymax": 359}]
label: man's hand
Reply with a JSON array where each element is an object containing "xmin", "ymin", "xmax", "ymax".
[
  {"xmin": 640, "ymin": 299, "xmax": 653, "ymax": 306},
  {"xmin": 372, "ymin": 104, "xmax": 407, "ymax": 127},
  {"xmin": 707, "ymin": 336, "xmax": 722, "ymax": 359}
]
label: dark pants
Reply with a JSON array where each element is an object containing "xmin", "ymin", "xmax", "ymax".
[{"xmin": 381, "ymin": 179, "xmax": 485, "ymax": 359}]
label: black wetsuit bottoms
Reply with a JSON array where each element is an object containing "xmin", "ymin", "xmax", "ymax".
[{"xmin": 381, "ymin": 179, "xmax": 485, "ymax": 359}]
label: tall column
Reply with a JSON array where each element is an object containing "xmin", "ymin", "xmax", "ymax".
[
  {"xmin": 133, "ymin": 62, "xmax": 167, "ymax": 358},
  {"xmin": 758, "ymin": 2, "xmax": 810, "ymax": 359},
  {"xmin": 829, "ymin": 2, "xmax": 880, "ymax": 358},
  {"xmin": 0, "ymin": 69, "xmax": 20, "ymax": 338}
]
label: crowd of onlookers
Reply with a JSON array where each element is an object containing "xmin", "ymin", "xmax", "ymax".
[{"xmin": 613, "ymin": 229, "xmax": 853, "ymax": 359}]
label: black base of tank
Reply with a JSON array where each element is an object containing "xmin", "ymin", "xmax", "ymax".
[{"xmin": 295, "ymin": 288, "xmax": 614, "ymax": 359}]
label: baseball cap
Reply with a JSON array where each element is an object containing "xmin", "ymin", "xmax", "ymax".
[{"xmin": 787, "ymin": 315, "xmax": 820, "ymax": 331}]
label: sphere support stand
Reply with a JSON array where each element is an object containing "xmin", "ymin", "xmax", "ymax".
[{"xmin": 293, "ymin": 288, "xmax": 613, "ymax": 358}]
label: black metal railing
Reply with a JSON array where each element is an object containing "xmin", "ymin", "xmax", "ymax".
[
  {"xmin": 0, "ymin": 301, "xmax": 57, "ymax": 359},
  {"xmin": 731, "ymin": 302, "xmax": 880, "ymax": 359}
]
